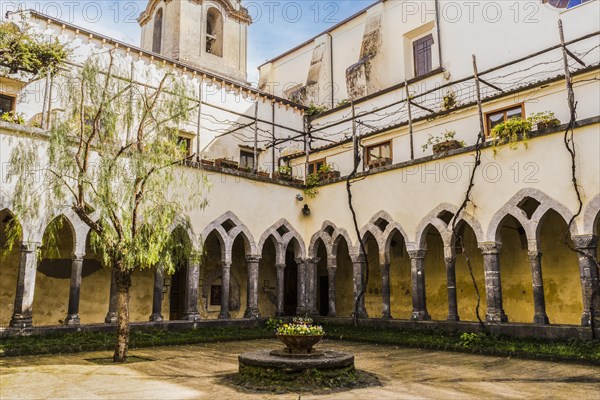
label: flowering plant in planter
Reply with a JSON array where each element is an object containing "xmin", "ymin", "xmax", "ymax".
[
  {"xmin": 527, "ymin": 111, "xmax": 560, "ymax": 131},
  {"xmin": 491, "ymin": 117, "xmax": 532, "ymax": 154},
  {"xmin": 422, "ymin": 130, "xmax": 465, "ymax": 155},
  {"xmin": 276, "ymin": 323, "xmax": 324, "ymax": 336},
  {"xmin": 292, "ymin": 316, "xmax": 314, "ymax": 325}
]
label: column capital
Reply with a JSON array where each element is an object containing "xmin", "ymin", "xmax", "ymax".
[
  {"xmin": 72, "ymin": 252, "xmax": 85, "ymax": 261},
  {"xmin": 246, "ymin": 255, "xmax": 261, "ymax": 263},
  {"xmin": 478, "ymin": 241, "xmax": 502, "ymax": 255},
  {"xmin": 20, "ymin": 241, "xmax": 40, "ymax": 252},
  {"xmin": 294, "ymin": 257, "xmax": 306, "ymax": 265},
  {"xmin": 275, "ymin": 263, "xmax": 285, "ymax": 271},
  {"xmin": 350, "ymin": 253, "xmax": 366, "ymax": 263},
  {"xmin": 528, "ymin": 250, "xmax": 542, "ymax": 262},
  {"xmin": 221, "ymin": 261, "xmax": 232, "ymax": 269},
  {"xmin": 572, "ymin": 234, "xmax": 598, "ymax": 250},
  {"xmin": 444, "ymin": 256, "xmax": 456, "ymax": 264},
  {"xmin": 407, "ymin": 249, "xmax": 427, "ymax": 260},
  {"xmin": 305, "ymin": 257, "xmax": 321, "ymax": 265}
]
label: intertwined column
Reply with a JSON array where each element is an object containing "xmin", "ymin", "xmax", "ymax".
[
  {"xmin": 445, "ymin": 255, "xmax": 459, "ymax": 321},
  {"xmin": 408, "ymin": 250, "xmax": 430, "ymax": 321},
  {"xmin": 479, "ymin": 242, "xmax": 508, "ymax": 323},
  {"xmin": 183, "ymin": 257, "xmax": 201, "ymax": 321},
  {"xmin": 305, "ymin": 257, "xmax": 320, "ymax": 316},
  {"xmin": 296, "ymin": 258, "xmax": 307, "ymax": 315},
  {"xmin": 65, "ymin": 252, "xmax": 85, "ymax": 325},
  {"xmin": 381, "ymin": 262, "xmax": 392, "ymax": 319},
  {"xmin": 572, "ymin": 235, "xmax": 600, "ymax": 326},
  {"xmin": 528, "ymin": 250, "xmax": 549, "ymax": 324},
  {"xmin": 10, "ymin": 241, "xmax": 40, "ymax": 328},
  {"xmin": 351, "ymin": 254, "xmax": 368, "ymax": 319},
  {"xmin": 327, "ymin": 257, "xmax": 337, "ymax": 317},
  {"xmin": 105, "ymin": 270, "xmax": 118, "ymax": 323},
  {"xmin": 275, "ymin": 263, "xmax": 285, "ymax": 317},
  {"xmin": 244, "ymin": 256, "xmax": 261, "ymax": 318},
  {"xmin": 219, "ymin": 261, "xmax": 232, "ymax": 319},
  {"xmin": 149, "ymin": 266, "xmax": 164, "ymax": 322}
]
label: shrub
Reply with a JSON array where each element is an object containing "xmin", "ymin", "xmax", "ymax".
[{"xmin": 490, "ymin": 117, "xmax": 532, "ymax": 154}]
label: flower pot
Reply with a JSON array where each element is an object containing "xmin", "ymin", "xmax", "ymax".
[
  {"xmin": 432, "ymin": 139, "xmax": 463, "ymax": 155},
  {"xmin": 276, "ymin": 334, "xmax": 324, "ymax": 354},
  {"xmin": 319, "ymin": 170, "xmax": 341, "ymax": 181},
  {"xmin": 368, "ymin": 157, "xmax": 392, "ymax": 170},
  {"xmin": 256, "ymin": 171, "xmax": 269, "ymax": 177},
  {"xmin": 200, "ymin": 159, "xmax": 214, "ymax": 166},
  {"xmin": 273, "ymin": 172, "xmax": 293, "ymax": 181},
  {"xmin": 537, "ymin": 119, "xmax": 560, "ymax": 131},
  {"xmin": 215, "ymin": 158, "xmax": 238, "ymax": 170}
]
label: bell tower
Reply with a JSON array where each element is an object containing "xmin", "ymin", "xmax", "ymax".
[{"xmin": 138, "ymin": 0, "xmax": 251, "ymax": 83}]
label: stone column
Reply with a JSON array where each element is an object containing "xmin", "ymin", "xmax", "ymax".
[
  {"xmin": 219, "ymin": 261, "xmax": 231, "ymax": 319},
  {"xmin": 327, "ymin": 257, "xmax": 337, "ymax": 317},
  {"xmin": 445, "ymin": 256, "xmax": 460, "ymax": 322},
  {"xmin": 183, "ymin": 257, "xmax": 201, "ymax": 321},
  {"xmin": 149, "ymin": 266, "xmax": 164, "ymax": 322},
  {"xmin": 105, "ymin": 270, "xmax": 118, "ymax": 324},
  {"xmin": 479, "ymin": 242, "xmax": 508, "ymax": 323},
  {"xmin": 572, "ymin": 235, "xmax": 600, "ymax": 326},
  {"xmin": 65, "ymin": 253, "xmax": 85, "ymax": 325},
  {"xmin": 528, "ymin": 251, "xmax": 549, "ymax": 324},
  {"xmin": 408, "ymin": 250, "xmax": 430, "ymax": 321},
  {"xmin": 275, "ymin": 263, "xmax": 285, "ymax": 317},
  {"xmin": 351, "ymin": 255, "xmax": 368, "ymax": 319},
  {"xmin": 381, "ymin": 262, "xmax": 392, "ymax": 319},
  {"xmin": 10, "ymin": 241, "xmax": 40, "ymax": 328},
  {"xmin": 296, "ymin": 258, "xmax": 307, "ymax": 316},
  {"xmin": 244, "ymin": 256, "xmax": 261, "ymax": 319},
  {"xmin": 305, "ymin": 257, "xmax": 319, "ymax": 316}
]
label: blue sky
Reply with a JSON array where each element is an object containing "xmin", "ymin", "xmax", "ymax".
[{"xmin": 1, "ymin": 0, "xmax": 373, "ymax": 83}]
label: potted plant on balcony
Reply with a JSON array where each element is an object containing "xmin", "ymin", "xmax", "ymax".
[
  {"xmin": 275, "ymin": 320, "xmax": 325, "ymax": 354},
  {"xmin": 317, "ymin": 163, "xmax": 340, "ymax": 181},
  {"xmin": 491, "ymin": 117, "xmax": 532, "ymax": 154},
  {"xmin": 256, "ymin": 168, "xmax": 270, "ymax": 178},
  {"xmin": 527, "ymin": 111, "xmax": 561, "ymax": 131},
  {"xmin": 215, "ymin": 157, "xmax": 239, "ymax": 170},
  {"xmin": 274, "ymin": 165, "xmax": 293, "ymax": 181},
  {"xmin": 422, "ymin": 130, "xmax": 466, "ymax": 155},
  {"xmin": 367, "ymin": 157, "xmax": 392, "ymax": 169}
]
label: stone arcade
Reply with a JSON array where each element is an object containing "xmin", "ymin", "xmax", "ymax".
[{"xmin": 0, "ymin": 0, "xmax": 599, "ymax": 339}]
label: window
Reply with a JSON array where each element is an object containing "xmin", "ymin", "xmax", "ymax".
[
  {"xmin": 210, "ymin": 285, "xmax": 222, "ymax": 306},
  {"xmin": 413, "ymin": 34, "xmax": 434, "ymax": 77},
  {"xmin": 0, "ymin": 94, "xmax": 15, "ymax": 114},
  {"xmin": 365, "ymin": 141, "xmax": 392, "ymax": 166},
  {"xmin": 485, "ymin": 104, "xmax": 525, "ymax": 136},
  {"xmin": 177, "ymin": 136, "xmax": 192, "ymax": 156},
  {"xmin": 206, "ymin": 8, "xmax": 223, "ymax": 57},
  {"xmin": 152, "ymin": 8, "xmax": 163, "ymax": 54},
  {"xmin": 307, "ymin": 159, "xmax": 326, "ymax": 175},
  {"xmin": 240, "ymin": 150, "xmax": 255, "ymax": 170}
]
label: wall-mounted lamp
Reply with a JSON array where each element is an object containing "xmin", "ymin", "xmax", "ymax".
[
  {"xmin": 302, "ymin": 204, "xmax": 311, "ymax": 216},
  {"xmin": 296, "ymin": 194, "xmax": 304, "ymax": 202}
]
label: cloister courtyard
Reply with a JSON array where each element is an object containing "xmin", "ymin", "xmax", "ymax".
[{"xmin": 1, "ymin": 339, "xmax": 599, "ymax": 399}]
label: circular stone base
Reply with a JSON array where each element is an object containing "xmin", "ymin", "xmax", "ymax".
[
  {"xmin": 234, "ymin": 350, "xmax": 372, "ymax": 393},
  {"xmin": 240, "ymin": 349, "xmax": 354, "ymax": 370},
  {"xmin": 269, "ymin": 349, "xmax": 325, "ymax": 358}
]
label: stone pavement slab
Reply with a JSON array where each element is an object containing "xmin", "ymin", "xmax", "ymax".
[{"xmin": 1, "ymin": 339, "xmax": 599, "ymax": 399}]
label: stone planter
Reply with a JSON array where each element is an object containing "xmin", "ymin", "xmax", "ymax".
[
  {"xmin": 367, "ymin": 157, "xmax": 392, "ymax": 170},
  {"xmin": 319, "ymin": 170, "xmax": 341, "ymax": 181},
  {"xmin": 200, "ymin": 159, "xmax": 214, "ymax": 167},
  {"xmin": 273, "ymin": 172, "xmax": 293, "ymax": 181},
  {"xmin": 432, "ymin": 140, "xmax": 463, "ymax": 155},
  {"xmin": 537, "ymin": 119, "xmax": 560, "ymax": 131},
  {"xmin": 276, "ymin": 334, "xmax": 324, "ymax": 354},
  {"xmin": 256, "ymin": 171, "xmax": 269, "ymax": 178},
  {"xmin": 215, "ymin": 158, "xmax": 238, "ymax": 170}
]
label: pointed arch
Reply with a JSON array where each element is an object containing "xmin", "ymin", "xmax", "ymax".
[{"xmin": 258, "ymin": 219, "xmax": 306, "ymax": 263}]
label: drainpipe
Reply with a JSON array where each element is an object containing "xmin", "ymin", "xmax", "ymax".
[
  {"xmin": 434, "ymin": 0, "xmax": 443, "ymax": 68},
  {"xmin": 271, "ymin": 102, "xmax": 276, "ymax": 177},
  {"xmin": 326, "ymin": 32, "xmax": 335, "ymax": 109}
]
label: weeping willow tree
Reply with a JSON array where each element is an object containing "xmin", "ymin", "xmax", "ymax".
[{"xmin": 8, "ymin": 48, "xmax": 208, "ymax": 362}]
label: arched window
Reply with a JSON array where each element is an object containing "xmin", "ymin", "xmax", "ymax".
[
  {"xmin": 152, "ymin": 8, "xmax": 163, "ymax": 54},
  {"xmin": 206, "ymin": 8, "xmax": 223, "ymax": 57}
]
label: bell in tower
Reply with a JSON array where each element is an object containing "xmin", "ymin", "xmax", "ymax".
[{"xmin": 138, "ymin": 0, "xmax": 251, "ymax": 83}]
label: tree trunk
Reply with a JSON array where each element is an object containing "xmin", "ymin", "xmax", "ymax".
[{"xmin": 113, "ymin": 267, "xmax": 132, "ymax": 363}]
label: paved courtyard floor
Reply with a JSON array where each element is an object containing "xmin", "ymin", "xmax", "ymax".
[{"xmin": 1, "ymin": 339, "xmax": 599, "ymax": 399}]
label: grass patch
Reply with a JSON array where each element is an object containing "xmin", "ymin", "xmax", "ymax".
[
  {"xmin": 0, "ymin": 327, "xmax": 271, "ymax": 358},
  {"xmin": 321, "ymin": 324, "xmax": 600, "ymax": 365}
]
